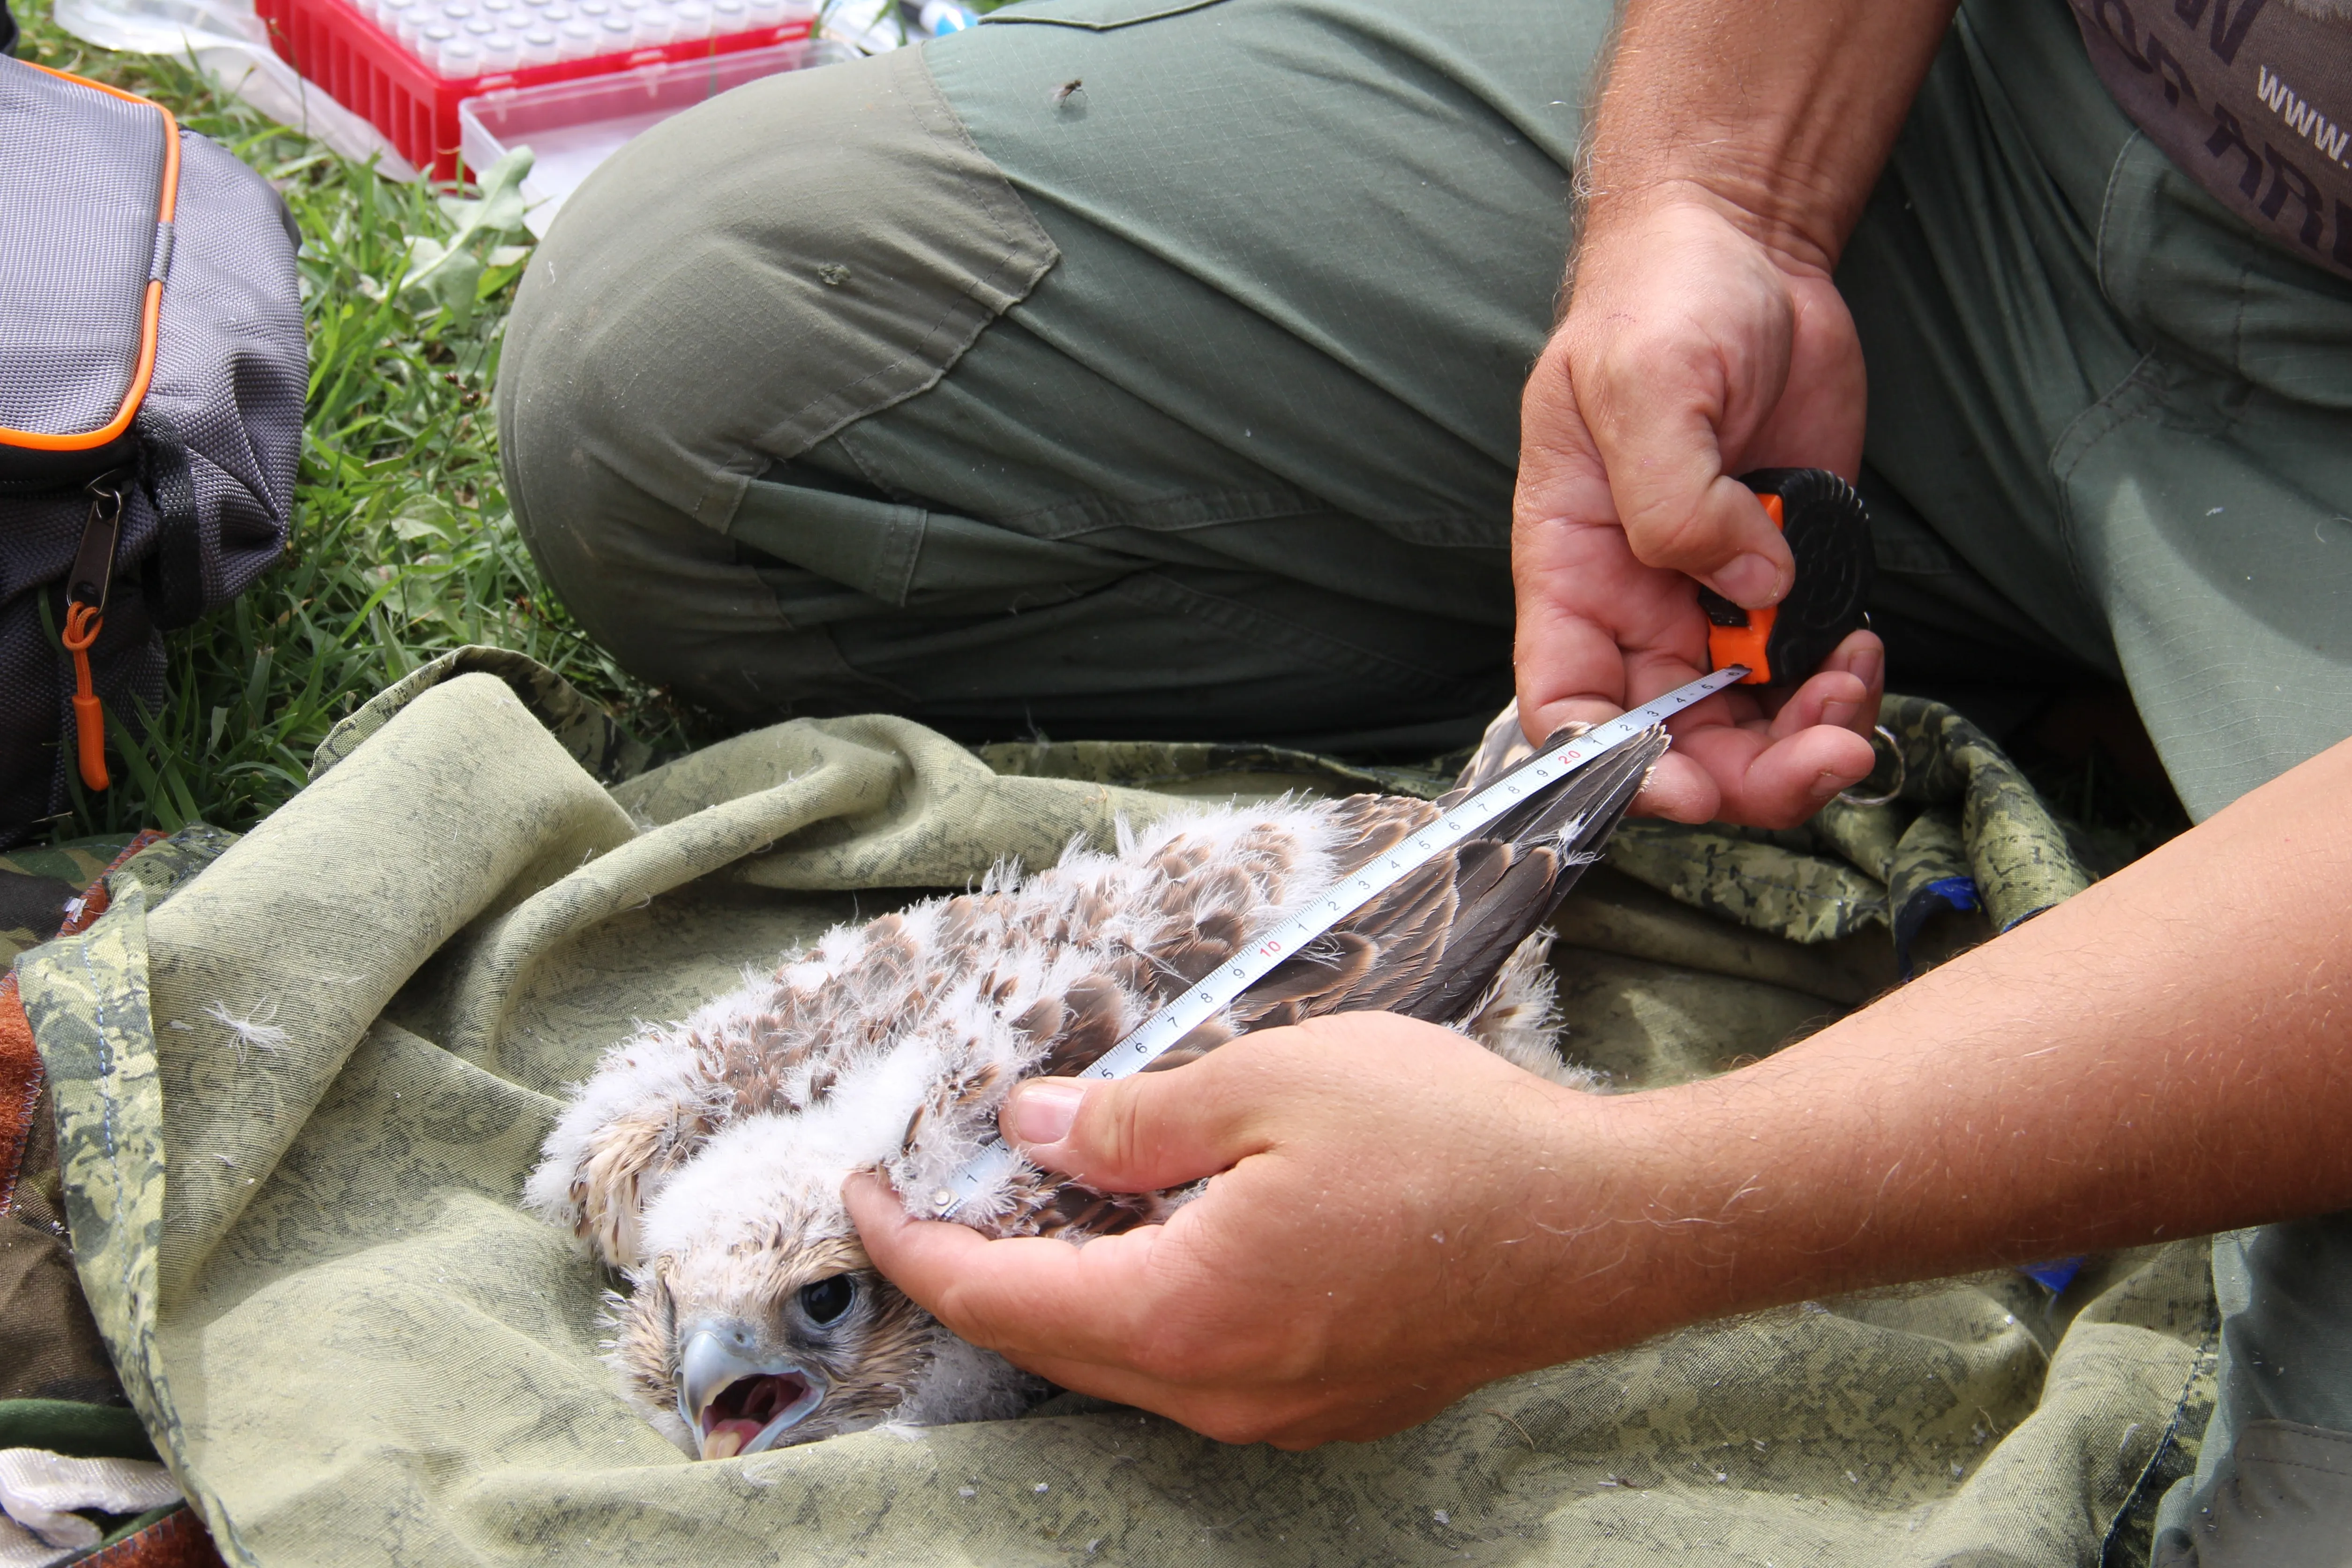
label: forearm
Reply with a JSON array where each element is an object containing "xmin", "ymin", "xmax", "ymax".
[
  {"xmin": 1583, "ymin": 0, "xmax": 1962, "ymax": 266},
  {"xmin": 1568, "ymin": 738, "xmax": 2352, "ymax": 1343},
  {"xmin": 852, "ymin": 746, "xmax": 2352, "ymax": 1451}
]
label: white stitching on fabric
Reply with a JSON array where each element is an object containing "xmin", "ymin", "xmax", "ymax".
[{"xmin": 2093, "ymin": 128, "xmax": 2146, "ymax": 318}]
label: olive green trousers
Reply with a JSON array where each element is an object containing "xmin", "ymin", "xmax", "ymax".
[{"xmin": 495, "ymin": 1, "xmax": 2352, "ymax": 1560}]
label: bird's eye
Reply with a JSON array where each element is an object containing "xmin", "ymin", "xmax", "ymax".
[{"xmin": 799, "ymin": 1275, "xmax": 855, "ymax": 1325}]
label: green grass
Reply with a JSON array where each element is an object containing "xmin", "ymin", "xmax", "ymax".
[{"xmin": 18, "ymin": 0, "xmax": 708, "ymax": 840}]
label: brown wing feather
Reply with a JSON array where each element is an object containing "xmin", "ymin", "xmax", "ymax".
[
  {"xmin": 1323, "ymin": 794, "xmax": 1444, "ymax": 875},
  {"xmin": 1317, "ymin": 852, "xmax": 1459, "ymax": 1014},
  {"xmin": 1265, "ymin": 724, "xmax": 1668, "ymax": 1029},
  {"xmin": 1441, "ymin": 699, "xmax": 1545, "ymax": 804}
]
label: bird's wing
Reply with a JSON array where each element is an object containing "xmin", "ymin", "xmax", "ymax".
[
  {"xmin": 1444, "ymin": 697, "xmax": 1541, "ymax": 802},
  {"xmin": 523, "ymin": 1028, "xmax": 723, "ymax": 1269},
  {"xmin": 1222, "ymin": 722, "xmax": 1668, "ymax": 1036},
  {"xmin": 906, "ymin": 723, "xmax": 1664, "ymax": 1240}
]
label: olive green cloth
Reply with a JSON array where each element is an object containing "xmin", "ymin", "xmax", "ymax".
[{"xmin": 10, "ymin": 652, "xmax": 2216, "ymax": 1566}]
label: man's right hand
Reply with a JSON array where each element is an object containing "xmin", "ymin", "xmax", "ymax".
[
  {"xmin": 1513, "ymin": 191, "xmax": 1883, "ymax": 828},
  {"xmin": 1509, "ymin": 0, "xmax": 1963, "ymax": 828}
]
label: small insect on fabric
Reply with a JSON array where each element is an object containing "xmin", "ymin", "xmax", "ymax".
[{"xmin": 1050, "ymin": 78, "xmax": 1084, "ymax": 107}]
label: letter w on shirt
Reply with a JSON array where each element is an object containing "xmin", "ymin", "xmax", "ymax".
[{"xmin": 2258, "ymin": 66, "xmax": 2351, "ymax": 167}]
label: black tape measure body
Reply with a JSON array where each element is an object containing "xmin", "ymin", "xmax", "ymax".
[{"xmin": 1698, "ymin": 467, "xmax": 1875, "ymax": 686}]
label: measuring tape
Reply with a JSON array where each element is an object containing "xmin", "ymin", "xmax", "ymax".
[{"xmin": 929, "ymin": 664, "xmax": 1752, "ymax": 1218}]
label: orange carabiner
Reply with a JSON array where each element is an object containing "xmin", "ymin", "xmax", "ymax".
[{"xmin": 59, "ymin": 602, "xmax": 110, "ymax": 793}]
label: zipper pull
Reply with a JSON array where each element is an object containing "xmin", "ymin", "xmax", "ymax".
[{"xmin": 60, "ymin": 474, "xmax": 127, "ymax": 794}]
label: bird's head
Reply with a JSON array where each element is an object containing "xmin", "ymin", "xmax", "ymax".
[{"xmin": 608, "ymin": 1115, "xmax": 936, "ymax": 1459}]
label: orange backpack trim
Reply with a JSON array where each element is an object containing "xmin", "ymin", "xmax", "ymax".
[{"xmin": 0, "ymin": 65, "xmax": 179, "ymax": 455}]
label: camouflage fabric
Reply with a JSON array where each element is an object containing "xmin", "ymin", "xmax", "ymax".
[
  {"xmin": 1585, "ymin": 696, "xmax": 2092, "ymax": 956},
  {"xmin": 1875, "ymin": 694, "xmax": 2096, "ymax": 931},
  {"xmin": 16, "ymin": 880, "xmax": 172, "ymax": 1469},
  {"xmin": 1603, "ymin": 821, "xmax": 1892, "ymax": 946},
  {"xmin": 0, "ymin": 838, "xmax": 134, "ymax": 967},
  {"xmin": 1884, "ymin": 810, "xmax": 1976, "ymax": 974},
  {"xmin": 3, "ymin": 832, "xmax": 200, "ymax": 1415},
  {"xmin": 3, "ymin": 1075, "xmax": 126, "ymax": 1408},
  {"xmin": 12, "ymin": 656, "xmax": 2212, "ymax": 1566}
]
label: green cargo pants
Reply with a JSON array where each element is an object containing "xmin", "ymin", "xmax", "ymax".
[{"xmin": 494, "ymin": 0, "xmax": 2352, "ymax": 1560}]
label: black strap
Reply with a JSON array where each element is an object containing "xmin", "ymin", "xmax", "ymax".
[{"xmin": 133, "ymin": 411, "xmax": 209, "ymax": 631}]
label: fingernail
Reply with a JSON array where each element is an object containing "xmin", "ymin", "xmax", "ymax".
[
  {"xmin": 1005, "ymin": 1080, "xmax": 1085, "ymax": 1146},
  {"xmin": 1706, "ymin": 553, "xmax": 1784, "ymax": 608},
  {"xmin": 1820, "ymin": 698, "xmax": 1860, "ymax": 730},
  {"xmin": 1811, "ymin": 770, "xmax": 1849, "ymax": 803},
  {"xmin": 1849, "ymin": 645, "xmax": 1884, "ymax": 691}
]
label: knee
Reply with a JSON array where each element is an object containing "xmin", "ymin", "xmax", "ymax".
[
  {"xmin": 497, "ymin": 40, "xmax": 1048, "ymax": 536},
  {"xmin": 494, "ymin": 42, "xmax": 1052, "ymax": 682}
]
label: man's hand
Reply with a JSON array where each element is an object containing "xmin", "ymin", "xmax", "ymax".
[
  {"xmin": 1510, "ymin": 0, "xmax": 1964, "ymax": 827},
  {"xmin": 1513, "ymin": 195, "xmax": 1883, "ymax": 827},
  {"xmin": 845, "ymin": 1016, "xmax": 1671, "ymax": 1449}
]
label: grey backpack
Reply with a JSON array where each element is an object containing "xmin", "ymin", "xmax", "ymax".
[{"xmin": 0, "ymin": 55, "xmax": 304, "ymax": 848}]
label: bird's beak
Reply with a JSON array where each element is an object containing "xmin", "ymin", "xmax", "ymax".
[{"xmin": 676, "ymin": 1323, "xmax": 828, "ymax": 1461}]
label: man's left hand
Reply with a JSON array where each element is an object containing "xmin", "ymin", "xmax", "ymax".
[{"xmin": 844, "ymin": 1015, "xmax": 1661, "ymax": 1448}]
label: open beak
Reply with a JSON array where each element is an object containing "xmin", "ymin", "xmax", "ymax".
[{"xmin": 676, "ymin": 1324, "xmax": 828, "ymax": 1461}]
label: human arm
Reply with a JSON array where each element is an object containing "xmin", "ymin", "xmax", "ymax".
[
  {"xmin": 847, "ymin": 736, "xmax": 2352, "ymax": 1447},
  {"xmin": 1515, "ymin": 0, "xmax": 1961, "ymax": 825}
]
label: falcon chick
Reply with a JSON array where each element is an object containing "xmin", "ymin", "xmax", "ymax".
[{"xmin": 525, "ymin": 710, "xmax": 1667, "ymax": 1461}]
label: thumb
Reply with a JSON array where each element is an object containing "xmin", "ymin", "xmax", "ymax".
[
  {"xmin": 1566, "ymin": 202, "xmax": 1812, "ymax": 607},
  {"xmin": 1615, "ymin": 467, "xmax": 1794, "ymax": 609},
  {"xmin": 1002, "ymin": 1063, "xmax": 1266, "ymax": 1193}
]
